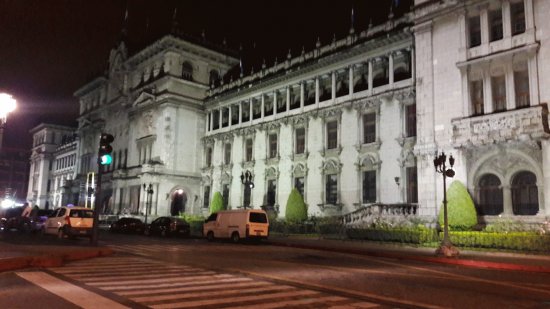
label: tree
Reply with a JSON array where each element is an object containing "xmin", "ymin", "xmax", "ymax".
[
  {"xmin": 210, "ymin": 191, "xmax": 225, "ymax": 214},
  {"xmin": 285, "ymin": 188, "xmax": 307, "ymax": 223},
  {"xmin": 438, "ymin": 180, "xmax": 478, "ymax": 231}
]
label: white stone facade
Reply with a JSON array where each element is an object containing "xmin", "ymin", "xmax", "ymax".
[
  {"xmin": 414, "ymin": 0, "xmax": 550, "ymax": 221},
  {"xmin": 38, "ymin": 0, "xmax": 548, "ymax": 224}
]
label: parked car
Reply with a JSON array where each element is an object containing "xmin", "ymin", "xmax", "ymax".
[
  {"xmin": 203, "ymin": 209, "xmax": 269, "ymax": 243},
  {"xmin": 29, "ymin": 209, "xmax": 53, "ymax": 233},
  {"xmin": 43, "ymin": 206, "xmax": 94, "ymax": 238},
  {"xmin": 0, "ymin": 206, "xmax": 32, "ymax": 233},
  {"xmin": 145, "ymin": 217, "xmax": 190, "ymax": 237},
  {"xmin": 110, "ymin": 217, "xmax": 145, "ymax": 234}
]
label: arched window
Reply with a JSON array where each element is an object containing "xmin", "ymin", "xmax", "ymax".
[
  {"xmin": 511, "ymin": 171, "xmax": 538, "ymax": 215},
  {"xmin": 209, "ymin": 70, "xmax": 220, "ymax": 87},
  {"xmin": 182, "ymin": 62, "xmax": 193, "ymax": 81},
  {"xmin": 477, "ymin": 174, "xmax": 503, "ymax": 215}
]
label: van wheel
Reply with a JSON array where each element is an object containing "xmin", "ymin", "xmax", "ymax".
[
  {"xmin": 231, "ymin": 232, "xmax": 240, "ymax": 243},
  {"xmin": 206, "ymin": 231, "xmax": 214, "ymax": 242}
]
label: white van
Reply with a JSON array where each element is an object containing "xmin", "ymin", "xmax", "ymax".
[
  {"xmin": 203, "ymin": 209, "xmax": 269, "ymax": 242},
  {"xmin": 43, "ymin": 206, "xmax": 94, "ymax": 238}
]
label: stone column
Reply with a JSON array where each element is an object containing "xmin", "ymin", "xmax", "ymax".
[
  {"xmin": 502, "ymin": 1, "xmax": 512, "ymax": 39},
  {"xmin": 331, "ymin": 72, "xmax": 336, "ymax": 100},
  {"xmin": 219, "ymin": 108, "xmax": 223, "ymax": 128},
  {"xmin": 502, "ymin": 185, "xmax": 513, "ymax": 215},
  {"xmin": 315, "ymin": 77, "xmax": 320, "ymax": 105},
  {"xmin": 300, "ymin": 82, "xmax": 305, "ymax": 108},
  {"xmin": 349, "ymin": 65, "xmax": 354, "ymax": 95},
  {"xmin": 388, "ymin": 53, "xmax": 394, "ymax": 85},
  {"xmin": 483, "ymin": 70, "xmax": 493, "ymax": 113},
  {"xmin": 506, "ymin": 63, "xmax": 516, "ymax": 110},
  {"xmin": 228, "ymin": 106, "xmax": 232, "ymax": 128},
  {"xmin": 261, "ymin": 95, "xmax": 265, "ymax": 118},
  {"xmin": 286, "ymin": 87, "xmax": 290, "ymax": 111},
  {"xmin": 368, "ymin": 60, "xmax": 373, "ymax": 93}
]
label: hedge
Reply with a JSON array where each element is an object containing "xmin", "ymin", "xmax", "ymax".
[
  {"xmin": 346, "ymin": 228, "xmax": 438, "ymax": 244},
  {"xmin": 446, "ymin": 231, "xmax": 550, "ymax": 252}
]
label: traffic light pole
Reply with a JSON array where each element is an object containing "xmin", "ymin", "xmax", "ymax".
[{"xmin": 90, "ymin": 164, "xmax": 102, "ymax": 246}]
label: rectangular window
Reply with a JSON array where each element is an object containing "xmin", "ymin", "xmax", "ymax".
[
  {"xmin": 231, "ymin": 105, "xmax": 240, "ymax": 125},
  {"xmin": 276, "ymin": 90, "xmax": 286, "ymax": 113},
  {"xmin": 469, "ymin": 16, "xmax": 481, "ymax": 47},
  {"xmin": 295, "ymin": 128, "xmax": 305, "ymax": 154},
  {"xmin": 203, "ymin": 186, "xmax": 210, "ymax": 208},
  {"xmin": 489, "ymin": 9, "xmax": 503, "ymax": 42},
  {"xmin": 319, "ymin": 76, "xmax": 332, "ymax": 101},
  {"xmin": 363, "ymin": 113, "xmax": 376, "ymax": 144},
  {"xmin": 514, "ymin": 70, "xmax": 530, "ymax": 108},
  {"xmin": 252, "ymin": 98, "xmax": 261, "ymax": 120},
  {"xmin": 406, "ymin": 166, "xmax": 418, "ymax": 203},
  {"xmin": 212, "ymin": 110, "xmax": 220, "ymax": 130},
  {"xmin": 205, "ymin": 147, "xmax": 212, "ymax": 167},
  {"xmin": 245, "ymin": 138, "xmax": 253, "ymax": 162},
  {"xmin": 264, "ymin": 96, "xmax": 273, "ymax": 116},
  {"xmin": 326, "ymin": 121, "xmax": 338, "ymax": 149},
  {"xmin": 289, "ymin": 87, "xmax": 300, "ymax": 110},
  {"xmin": 224, "ymin": 143, "xmax": 231, "ymax": 165},
  {"xmin": 336, "ymin": 69, "xmax": 349, "ymax": 98},
  {"xmin": 304, "ymin": 82, "xmax": 315, "ymax": 106},
  {"xmin": 406, "ymin": 104, "xmax": 417, "ymax": 137},
  {"xmin": 222, "ymin": 184, "xmax": 229, "ymax": 209},
  {"xmin": 362, "ymin": 171, "xmax": 376, "ymax": 203},
  {"xmin": 325, "ymin": 174, "xmax": 338, "ymax": 205},
  {"xmin": 269, "ymin": 134, "xmax": 278, "ymax": 158},
  {"xmin": 242, "ymin": 102, "xmax": 250, "ymax": 122},
  {"xmin": 353, "ymin": 64, "xmax": 368, "ymax": 92},
  {"xmin": 267, "ymin": 179, "xmax": 276, "ymax": 207},
  {"xmin": 470, "ymin": 80, "xmax": 484, "ymax": 115},
  {"xmin": 491, "ymin": 75, "xmax": 506, "ymax": 112},
  {"xmin": 221, "ymin": 108, "xmax": 229, "ymax": 127},
  {"xmin": 511, "ymin": 1, "xmax": 526, "ymax": 35},
  {"xmin": 294, "ymin": 177, "xmax": 305, "ymax": 198}
]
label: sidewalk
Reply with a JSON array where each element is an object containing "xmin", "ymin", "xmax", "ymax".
[
  {"xmin": 267, "ymin": 235, "xmax": 550, "ymax": 273},
  {"xmin": 0, "ymin": 240, "xmax": 113, "ymax": 272},
  {"xmin": 1, "ymin": 233, "xmax": 549, "ymax": 274}
]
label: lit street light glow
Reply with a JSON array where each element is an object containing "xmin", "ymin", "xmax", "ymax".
[{"xmin": 0, "ymin": 92, "xmax": 17, "ymax": 150}]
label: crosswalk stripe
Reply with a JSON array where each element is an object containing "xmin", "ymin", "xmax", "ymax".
[
  {"xmin": 53, "ymin": 264, "xmax": 188, "ymax": 275},
  {"xmin": 133, "ymin": 283, "xmax": 289, "ymax": 303},
  {"xmin": 59, "ymin": 265, "xmax": 191, "ymax": 277},
  {"xmin": 114, "ymin": 277, "xmax": 251, "ymax": 295},
  {"xmin": 78, "ymin": 270, "xmax": 216, "ymax": 283},
  {"xmin": 225, "ymin": 295, "xmax": 348, "ymax": 309},
  {"xmin": 150, "ymin": 290, "xmax": 320, "ymax": 309},
  {"xmin": 17, "ymin": 272, "xmax": 130, "ymax": 309},
  {"xmin": 85, "ymin": 272, "xmax": 219, "ymax": 287}
]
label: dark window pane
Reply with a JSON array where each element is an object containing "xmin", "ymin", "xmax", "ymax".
[
  {"xmin": 249, "ymin": 212, "xmax": 268, "ymax": 223},
  {"xmin": 267, "ymin": 180, "xmax": 276, "ymax": 207},
  {"xmin": 406, "ymin": 167, "xmax": 418, "ymax": 203},
  {"xmin": 325, "ymin": 174, "xmax": 338, "ymax": 204},
  {"xmin": 362, "ymin": 171, "xmax": 376, "ymax": 203},
  {"xmin": 492, "ymin": 76, "xmax": 506, "ymax": 112},
  {"xmin": 489, "ymin": 9, "xmax": 503, "ymax": 42},
  {"xmin": 477, "ymin": 174, "xmax": 502, "ymax": 215},
  {"xmin": 469, "ymin": 16, "xmax": 481, "ymax": 47},
  {"xmin": 512, "ymin": 1, "xmax": 526, "ymax": 35},
  {"xmin": 327, "ymin": 121, "xmax": 338, "ymax": 149},
  {"xmin": 245, "ymin": 139, "xmax": 253, "ymax": 162},
  {"xmin": 470, "ymin": 80, "xmax": 484, "ymax": 115},
  {"xmin": 514, "ymin": 70, "xmax": 530, "ymax": 108},
  {"xmin": 269, "ymin": 134, "xmax": 278, "ymax": 158},
  {"xmin": 406, "ymin": 104, "xmax": 416, "ymax": 137},
  {"xmin": 363, "ymin": 113, "xmax": 376, "ymax": 144},
  {"xmin": 511, "ymin": 171, "xmax": 538, "ymax": 215},
  {"xmin": 294, "ymin": 177, "xmax": 305, "ymax": 198},
  {"xmin": 295, "ymin": 128, "xmax": 305, "ymax": 154}
]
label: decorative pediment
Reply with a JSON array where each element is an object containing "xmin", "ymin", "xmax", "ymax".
[
  {"xmin": 202, "ymin": 136, "xmax": 215, "ymax": 146},
  {"xmin": 321, "ymin": 158, "xmax": 342, "ymax": 174},
  {"xmin": 353, "ymin": 98, "xmax": 382, "ymax": 112},
  {"xmin": 398, "ymin": 149, "xmax": 416, "ymax": 168},
  {"xmin": 133, "ymin": 90, "xmax": 155, "ymax": 107},
  {"xmin": 292, "ymin": 163, "xmax": 308, "ymax": 177},
  {"xmin": 220, "ymin": 171, "xmax": 232, "ymax": 184},
  {"xmin": 356, "ymin": 153, "xmax": 381, "ymax": 170},
  {"xmin": 318, "ymin": 108, "xmax": 343, "ymax": 120},
  {"xmin": 265, "ymin": 166, "xmax": 279, "ymax": 179}
]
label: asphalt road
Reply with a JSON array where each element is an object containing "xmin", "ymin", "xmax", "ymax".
[{"xmin": 2, "ymin": 231, "xmax": 550, "ymax": 308}]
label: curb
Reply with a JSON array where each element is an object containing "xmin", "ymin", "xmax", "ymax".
[
  {"xmin": 270, "ymin": 241, "xmax": 550, "ymax": 274},
  {"xmin": 0, "ymin": 247, "xmax": 114, "ymax": 272}
]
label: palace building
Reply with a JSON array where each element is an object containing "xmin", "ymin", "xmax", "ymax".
[{"xmin": 28, "ymin": 0, "xmax": 550, "ymax": 225}]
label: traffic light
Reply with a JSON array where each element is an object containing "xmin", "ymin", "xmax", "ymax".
[{"xmin": 98, "ymin": 133, "xmax": 114, "ymax": 165}]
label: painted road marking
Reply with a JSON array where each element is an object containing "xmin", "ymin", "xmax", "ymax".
[{"xmin": 16, "ymin": 271, "xmax": 129, "ymax": 309}]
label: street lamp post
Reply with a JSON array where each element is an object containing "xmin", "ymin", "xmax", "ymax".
[
  {"xmin": 143, "ymin": 184, "xmax": 154, "ymax": 224},
  {"xmin": 0, "ymin": 93, "xmax": 17, "ymax": 151},
  {"xmin": 240, "ymin": 170, "xmax": 254, "ymax": 209},
  {"xmin": 433, "ymin": 151, "xmax": 459, "ymax": 257}
]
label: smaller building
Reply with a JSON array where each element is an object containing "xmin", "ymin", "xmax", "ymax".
[{"xmin": 27, "ymin": 124, "xmax": 78, "ymax": 209}]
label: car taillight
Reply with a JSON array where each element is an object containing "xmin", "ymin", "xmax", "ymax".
[
  {"xmin": 246, "ymin": 224, "xmax": 250, "ymax": 237},
  {"xmin": 65, "ymin": 216, "xmax": 71, "ymax": 226}
]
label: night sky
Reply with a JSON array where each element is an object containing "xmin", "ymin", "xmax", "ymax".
[{"xmin": 0, "ymin": 0, "xmax": 411, "ymax": 151}]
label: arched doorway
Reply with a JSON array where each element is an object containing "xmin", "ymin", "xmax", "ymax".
[
  {"xmin": 511, "ymin": 171, "xmax": 538, "ymax": 215},
  {"xmin": 477, "ymin": 174, "xmax": 503, "ymax": 215},
  {"xmin": 170, "ymin": 189, "xmax": 187, "ymax": 216}
]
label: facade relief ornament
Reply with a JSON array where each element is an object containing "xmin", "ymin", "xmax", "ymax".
[{"xmin": 320, "ymin": 158, "xmax": 343, "ymax": 174}]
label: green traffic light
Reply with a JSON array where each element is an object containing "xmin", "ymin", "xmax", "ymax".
[{"xmin": 100, "ymin": 154, "xmax": 112, "ymax": 165}]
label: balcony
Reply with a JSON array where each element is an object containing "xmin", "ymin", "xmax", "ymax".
[{"xmin": 451, "ymin": 105, "xmax": 549, "ymax": 148}]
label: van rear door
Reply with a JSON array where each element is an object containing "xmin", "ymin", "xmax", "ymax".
[{"xmin": 248, "ymin": 212, "xmax": 269, "ymax": 237}]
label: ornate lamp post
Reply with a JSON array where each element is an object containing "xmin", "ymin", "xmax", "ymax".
[
  {"xmin": 240, "ymin": 170, "xmax": 254, "ymax": 209},
  {"xmin": 433, "ymin": 151, "xmax": 459, "ymax": 257},
  {"xmin": 0, "ymin": 93, "xmax": 17, "ymax": 151},
  {"xmin": 143, "ymin": 184, "xmax": 154, "ymax": 224}
]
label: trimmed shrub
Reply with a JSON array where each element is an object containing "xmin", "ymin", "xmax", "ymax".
[
  {"xmin": 438, "ymin": 180, "xmax": 477, "ymax": 231},
  {"xmin": 285, "ymin": 188, "xmax": 307, "ymax": 223},
  {"xmin": 209, "ymin": 191, "xmax": 225, "ymax": 214}
]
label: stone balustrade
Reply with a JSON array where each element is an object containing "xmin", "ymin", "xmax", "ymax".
[{"xmin": 343, "ymin": 203, "xmax": 418, "ymax": 227}]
